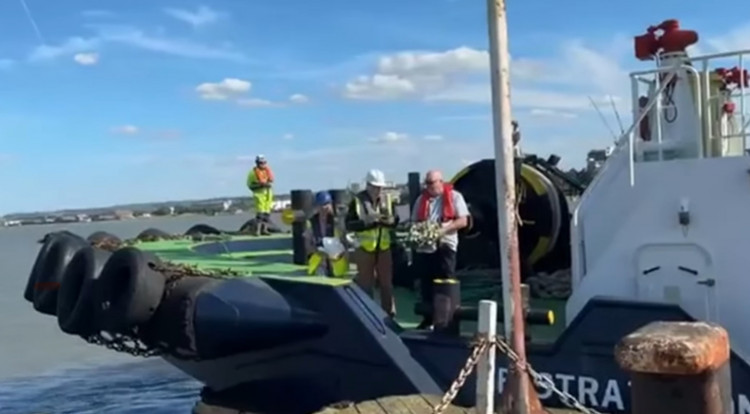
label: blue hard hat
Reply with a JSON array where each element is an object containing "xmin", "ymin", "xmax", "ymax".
[{"xmin": 315, "ymin": 191, "xmax": 332, "ymax": 206}]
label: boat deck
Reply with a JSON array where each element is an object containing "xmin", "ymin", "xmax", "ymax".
[
  {"xmin": 135, "ymin": 235, "xmax": 566, "ymax": 342},
  {"xmin": 312, "ymin": 394, "xmax": 593, "ymax": 414}
]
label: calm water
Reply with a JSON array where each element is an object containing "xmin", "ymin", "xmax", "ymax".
[{"xmin": 0, "ymin": 214, "xmax": 256, "ymax": 414}]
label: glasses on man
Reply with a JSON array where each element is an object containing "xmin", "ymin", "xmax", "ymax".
[{"xmin": 424, "ymin": 179, "xmax": 441, "ymax": 186}]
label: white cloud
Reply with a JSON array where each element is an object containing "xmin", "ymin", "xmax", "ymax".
[
  {"xmin": 29, "ymin": 26, "xmax": 246, "ymax": 62},
  {"xmin": 237, "ymin": 98, "xmax": 278, "ymax": 107},
  {"xmin": 343, "ymin": 46, "xmax": 487, "ymax": 100},
  {"xmin": 73, "ymin": 52, "xmax": 99, "ymax": 65},
  {"xmin": 289, "ymin": 94, "xmax": 310, "ymax": 104},
  {"xmin": 529, "ymin": 109, "xmax": 577, "ymax": 119},
  {"xmin": 706, "ymin": 24, "xmax": 750, "ymax": 53},
  {"xmin": 423, "ymin": 134, "xmax": 444, "ymax": 141},
  {"xmin": 437, "ymin": 114, "xmax": 489, "ymax": 122},
  {"xmin": 163, "ymin": 6, "xmax": 223, "ymax": 28},
  {"xmin": 342, "ymin": 41, "xmax": 632, "ymax": 113},
  {"xmin": 370, "ymin": 131, "xmax": 409, "ymax": 143},
  {"xmin": 111, "ymin": 125, "xmax": 139, "ymax": 135},
  {"xmin": 29, "ymin": 36, "xmax": 102, "ymax": 61},
  {"xmin": 282, "ymin": 133, "xmax": 294, "ymax": 140},
  {"xmin": 196, "ymin": 78, "xmax": 251, "ymax": 100}
]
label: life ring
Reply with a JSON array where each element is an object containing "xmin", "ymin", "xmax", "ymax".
[
  {"xmin": 136, "ymin": 228, "xmax": 171, "ymax": 241},
  {"xmin": 57, "ymin": 247, "xmax": 112, "ymax": 336},
  {"xmin": 87, "ymin": 231, "xmax": 122, "ymax": 245},
  {"xmin": 94, "ymin": 247, "xmax": 166, "ymax": 333},
  {"xmin": 185, "ymin": 224, "xmax": 222, "ymax": 236},
  {"xmin": 32, "ymin": 234, "xmax": 89, "ymax": 316}
]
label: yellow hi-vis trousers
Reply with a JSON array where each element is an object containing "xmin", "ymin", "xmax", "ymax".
[{"xmin": 307, "ymin": 252, "xmax": 349, "ymax": 277}]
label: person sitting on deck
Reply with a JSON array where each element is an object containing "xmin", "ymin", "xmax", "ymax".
[
  {"xmin": 246, "ymin": 154, "xmax": 274, "ymax": 236},
  {"xmin": 305, "ymin": 191, "xmax": 349, "ymax": 278},
  {"xmin": 411, "ymin": 169, "xmax": 469, "ymax": 330},
  {"xmin": 345, "ymin": 169, "xmax": 398, "ymax": 317}
]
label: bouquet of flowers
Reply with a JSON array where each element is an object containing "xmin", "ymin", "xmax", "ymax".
[{"xmin": 405, "ymin": 221, "xmax": 442, "ymax": 249}]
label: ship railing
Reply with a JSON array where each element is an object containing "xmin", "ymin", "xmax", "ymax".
[
  {"xmin": 690, "ymin": 49, "xmax": 750, "ymax": 155},
  {"xmin": 571, "ymin": 69, "xmax": 678, "ymax": 282}
]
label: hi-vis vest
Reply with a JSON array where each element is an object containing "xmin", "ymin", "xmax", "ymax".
[
  {"xmin": 306, "ymin": 214, "xmax": 348, "ymax": 277},
  {"xmin": 353, "ymin": 191, "xmax": 393, "ymax": 252}
]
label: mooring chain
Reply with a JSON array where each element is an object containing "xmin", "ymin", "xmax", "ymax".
[
  {"xmin": 432, "ymin": 334, "xmax": 603, "ymax": 414},
  {"xmin": 432, "ymin": 336, "xmax": 492, "ymax": 414},
  {"xmin": 84, "ymin": 236, "xmax": 242, "ymax": 359},
  {"xmin": 83, "ymin": 331, "xmax": 162, "ymax": 358},
  {"xmin": 493, "ymin": 336, "xmax": 604, "ymax": 414}
]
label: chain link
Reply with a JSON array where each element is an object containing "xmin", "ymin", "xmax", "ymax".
[
  {"xmin": 89, "ymin": 232, "xmax": 601, "ymax": 414},
  {"xmin": 85, "ymin": 233, "xmax": 239, "ymax": 359},
  {"xmin": 493, "ymin": 336, "xmax": 604, "ymax": 414},
  {"xmin": 432, "ymin": 334, "xmax": 603, "ymax": 414},
  {"xmin": 432, "ymin": 335, "xmax": 492, "ymax": 413}
]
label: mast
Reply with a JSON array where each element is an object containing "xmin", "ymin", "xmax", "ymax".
[{"xmin": 486, "ymin": 0, "xmax": 537, "ymax": 413}]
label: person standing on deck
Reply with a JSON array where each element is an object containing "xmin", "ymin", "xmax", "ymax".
[
  {"xmin": 411, "ymin": 169, "xmax": 469, "ymax": 329},
  {"xmin": 246, "ymin": 155, "xmax": 274, "ymax": 236},
  {"xmin": 345, "ymin": 169, "xmax": 398, "ymax": 316},
  {"xmin": 305, "ymin": 191, "xmax": 349, "ymax": 277}
]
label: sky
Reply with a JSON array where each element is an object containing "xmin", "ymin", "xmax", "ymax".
[{"xmin": 0, "ymin": 0, "xmax": 749, "ymax": 213}]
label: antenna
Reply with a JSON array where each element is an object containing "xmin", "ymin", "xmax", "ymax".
[
  {"xmin": 609, "ymin": 95, "xmax": 625, "ymax": 135},
  {"xmin": 588, "ymin": 96, "xmax": 618, "ymax": 142}
]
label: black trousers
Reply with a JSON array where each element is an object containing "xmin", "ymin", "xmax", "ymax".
[{"xmin": 414, "ymin": 245, "xmax": 457, "ymax": 325}]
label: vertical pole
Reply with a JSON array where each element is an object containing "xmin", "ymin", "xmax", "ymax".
[
  {"xmin": 476, "ymin": 300, "xmax": 497, "ymax": 414},
  {"xmin": 485, "ymin": 0, "xmax": 531, "ymax": 413}
]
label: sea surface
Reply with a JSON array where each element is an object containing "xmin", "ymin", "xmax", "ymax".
[{"xmin": 0, "ymin": 214, "xmax": 257, "ymax": 414}]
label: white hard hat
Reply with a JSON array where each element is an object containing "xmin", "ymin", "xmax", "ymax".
[
  {"xmin": 255, "ymin": 154, "xmax": 266, "ymax": 163},
  {"xmin": 365, "ymin": 169, "xmax": 386, "ymax": 187}
]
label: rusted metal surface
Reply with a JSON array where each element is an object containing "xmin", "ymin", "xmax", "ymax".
[
  {"xmin": 616, "ymin": 321, "xmax": 733, "ymax": 414},
  {"xmin": 498, "ymin": 368, "xmax": 546, "ymax": 414},
  {"xmin": 628, "ymin": 367, "xmax": 733, "ymax": 414},
  {"xmin": 615, "ymin": 321, "xmax": 729, "ymax": 375}
]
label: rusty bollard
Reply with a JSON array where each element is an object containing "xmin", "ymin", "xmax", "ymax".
[{"xmin": 615, "ymin": 321, "xmax": 732, "ymax": 414}]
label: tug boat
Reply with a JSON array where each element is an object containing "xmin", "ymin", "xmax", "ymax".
[{"xmin": 21, "ymin": 19, "xmax": 750, "ymax": 414}]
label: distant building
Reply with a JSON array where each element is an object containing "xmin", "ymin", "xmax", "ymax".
[{"xmin": 114, "ymin": 210, "xmax": 134, "ymax": 220}]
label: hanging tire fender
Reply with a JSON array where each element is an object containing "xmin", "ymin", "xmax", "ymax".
[
  {"xmin": 136, "ymin": 228, "xmax": 171, "ymax": 241},
  {"xmin": 24, "ymin": 231, "xmax": 85, "ymax": 303},
  {"xmin": 87, "ymin": 231, "xmax": 122, "ymax": 245},
  {"xmin": 32, "ymin": 234, "xmax": 89, "ymax": 315},
  {"xmin": 185, "ymin": 224, "xmax": 222, "ymax": 236},
  {"xmin": 57, "ymin": 247, "xmax": 112, "ymax": 336},
  {"xmin": 94, "ymin": 247, "xmax": 166, "ymax": 333}
]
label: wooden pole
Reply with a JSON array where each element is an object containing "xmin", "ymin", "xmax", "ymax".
[{"xmin": 485, "ymin": 0, "xmax": 533, "ymax": 413}]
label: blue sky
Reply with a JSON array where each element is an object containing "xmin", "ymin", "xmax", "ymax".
[{"xmin": 0, "ymin": 0, "xmax": 748, "ymax": 213}]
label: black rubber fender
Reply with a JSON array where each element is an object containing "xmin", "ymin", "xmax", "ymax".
[
  {"xmin": 57, "ymin": 247, "xmax": 112, "ymax": 336},
  {"xmin": 24, "ymin": 239, "xmax": 55, "ymax": 303},
  {"xmin": 37, "ymin": 230, "xmax": 84, "ymax": 244},
  {"xmin": 32, "ymin": 234, "xmax": 89, "ymax": 315},
  {"xmin": 185, "ymin": 224, "xmax": 222, "ymax": 236},
  {"xmin": 140, "ymin": 276, "xmax": 220, "ymax": 353},
  {"xmin": 94, "ymin": 247, "xmax": 166, "ymax": 333},
  {"xmin": 136, "ymin": 228, "xmax": 171, "ymax": 240},
  {"xmin": 87, "ymin": 231, "xmax": 122, "ymax": 245}
]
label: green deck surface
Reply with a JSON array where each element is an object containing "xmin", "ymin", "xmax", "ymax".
[{"xmin": 135, "ymin": 235, "xmax": 566, "ymax": 341}]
